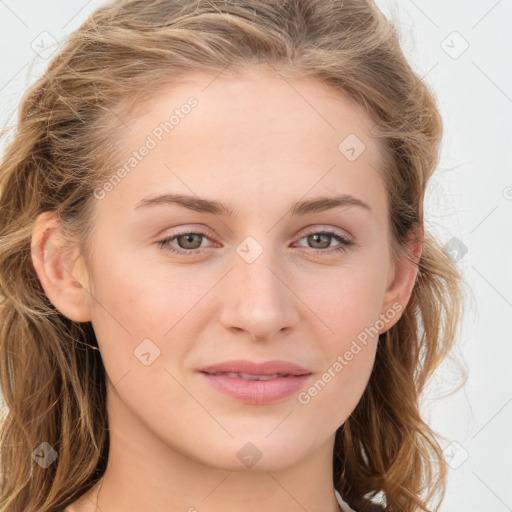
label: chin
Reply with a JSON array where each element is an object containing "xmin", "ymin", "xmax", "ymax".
[{"xmin": 177, "ymin": 429, "xmax": 318, "ymax": 472}]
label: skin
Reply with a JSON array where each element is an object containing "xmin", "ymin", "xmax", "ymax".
[{"xmin": 31, "ymin": 65, "xmax": 421, "ymax": 512}]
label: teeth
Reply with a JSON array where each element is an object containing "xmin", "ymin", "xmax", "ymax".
[
  {"xmin": 239, "ymin": 373, "xmax": 281, "ymax": 381},
  {"xmin": 212, "ymin": 372, "xmax": 288, "ymax": 380}
]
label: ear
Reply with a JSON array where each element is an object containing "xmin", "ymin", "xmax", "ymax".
[
  {"xmin": 30, "ymin": 211, "xmax": 92, "ymax": 323},
  {"xmin": 378, "ymin": 227, "xmax": 423, "ymax": 334}
]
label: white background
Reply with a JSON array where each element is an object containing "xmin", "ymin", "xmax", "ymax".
[{"xmin": 0, "ymin": 1, "xmax": 511, "ymax": 511}]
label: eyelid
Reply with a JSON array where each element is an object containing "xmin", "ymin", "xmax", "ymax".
[
  {"xmin": 157, "ymin": 224, "xmax": 216, "ymax": 241},
  {"xmin": 294, "ymin": 224, "xmax": 351, "ymax": 240}
]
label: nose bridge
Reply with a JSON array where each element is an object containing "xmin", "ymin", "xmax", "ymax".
[{"xmin": 220, "ymin": 234, "xmax": 299, "ymax": 340}]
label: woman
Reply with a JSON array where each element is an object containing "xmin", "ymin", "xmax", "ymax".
[{"xmin": 0, "ymin": 1, "xmax": 464, "ymax": 511}]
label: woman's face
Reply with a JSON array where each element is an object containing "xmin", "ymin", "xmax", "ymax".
[{"xmin": 63, "ymin": 66, "xmax": 414, "ymax": 471}]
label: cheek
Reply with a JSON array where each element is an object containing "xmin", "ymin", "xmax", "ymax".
[
  {"xmin": 298, "ymin": 296, "xmax": 379, "ymax": 430},
  {"xmin": 85, "ymin": 248, "xmax": 165, "ymax": 378},
  {"xmin": 299, "ymin": 258, "xmax": 388, "ymax": 340},
  {"xmin": 295, "ymin": 258, "xmax": 386, "ymax": 405},
  {"xmin": 296, "ymin": 327, "xmax": 378, "ymax": 437},
  {"xmin": 88, "ymin": 242, "xmax": 189, "ymax": 334},
  {"xmin": 86, "ymin": 246, "xmax": 216, "ymax": 383}
]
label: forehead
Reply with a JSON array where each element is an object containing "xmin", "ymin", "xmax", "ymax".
[
  {"xmin": 101, "ymin": 66, "xmax": 388, "ymax": 219},
  {"xmin": 113, "ymin": 65, "xmax": 383, "ymax": 154}
]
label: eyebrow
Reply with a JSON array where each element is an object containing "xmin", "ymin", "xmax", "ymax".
[{"xmin": 134, "ymin": 193, "xmax": 372, "ymax": 216}]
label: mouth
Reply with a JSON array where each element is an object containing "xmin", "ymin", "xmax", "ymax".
[
  {"xmin": 203, "ymin": 371, "xmax": 304, "ymax": 381},
  {"xmin": 198, "ymin": 360, "xmax": 312, "ymax": 405}
]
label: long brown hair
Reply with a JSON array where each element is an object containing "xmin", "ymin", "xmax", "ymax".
[{"xmin": 0, "ymin": 1, "xmax": 466, "ymax": 511}]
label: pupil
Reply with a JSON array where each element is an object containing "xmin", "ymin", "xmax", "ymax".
[
  {"xmin": 179, "ymin": 233, "xmax": 201, "ymax": 249},
  {"xmin": 310, "ymin": 233, "xmax": 330, "ymax": 249}
]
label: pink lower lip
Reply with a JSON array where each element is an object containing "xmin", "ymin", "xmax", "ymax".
[{"xmin": 200, "ymin": 372, "xmax": 311, "ymax": 405}]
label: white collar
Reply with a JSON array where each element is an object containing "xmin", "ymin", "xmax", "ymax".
[{"xmin": 335, "ymin": 489, "xmax": 358, "ymax": 512}]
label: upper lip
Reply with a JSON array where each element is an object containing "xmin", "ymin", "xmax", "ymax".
[{"xmin": 199, "ymin": 359, "xmax": 311, "ymax": 376}]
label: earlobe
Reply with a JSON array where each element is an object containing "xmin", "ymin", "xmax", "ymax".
[
  {"xmin": 379, "ymin": 231, "xmax": 423, "ymax": 334},
  {"xmin": 30, "ymin": 211, "xmax": 92, "ymax": 323}
]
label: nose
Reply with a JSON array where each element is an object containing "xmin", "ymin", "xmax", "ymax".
[{"xmin": 219, "ymin": 246, "xmax": 300, "ymax": 343}]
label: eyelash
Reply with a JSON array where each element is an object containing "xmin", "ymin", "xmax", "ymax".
[{"xmin": 156, "ymin": 228, "xmax": 354, "ymax": 256}]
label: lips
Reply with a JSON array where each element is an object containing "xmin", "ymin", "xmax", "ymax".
[{"xmin": 198, "ymin": 359, "xmax": 312, "ymax": 405}]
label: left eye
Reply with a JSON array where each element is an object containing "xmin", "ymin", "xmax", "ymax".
[{"xmin": 156, "ymin": 229, "xmax": 353, "ymax": 255}]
